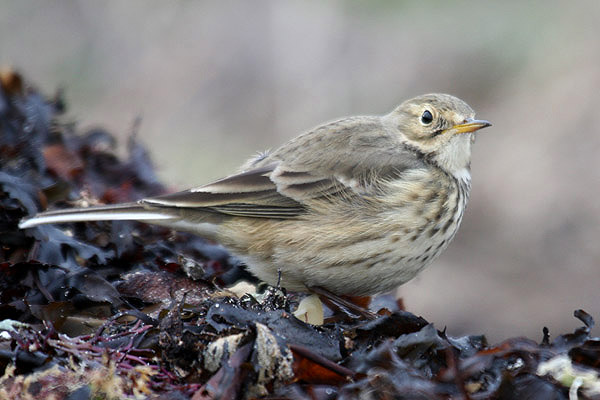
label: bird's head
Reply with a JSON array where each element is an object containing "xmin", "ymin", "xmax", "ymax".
[{"xmin": 386, "ymin": 93, "xmax": 491, "ymax": 177}]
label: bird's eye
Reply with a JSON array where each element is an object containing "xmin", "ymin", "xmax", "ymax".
[{"xmin": 420, "ymin": 110, "xmax": 433, "ymax": 125}]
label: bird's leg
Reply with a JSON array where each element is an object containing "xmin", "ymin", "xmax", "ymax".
[{"xmin": 309, "ymin": 286, "xmax": 377, "ymax": 321}]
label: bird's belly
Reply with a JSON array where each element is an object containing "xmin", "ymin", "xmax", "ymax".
[
  {"xmin": 219, "ymin": 173, "xmax": 469, "ymax": 296},
  {"xmin": 301, "ymin": 220, "xmax": 461, "ymax": 296},
  {"xmin": 238, "ymin": 209, "xmax": 464, "ymax": 296}
]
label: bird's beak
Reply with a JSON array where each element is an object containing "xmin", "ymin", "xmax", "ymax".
[{"xmin": 448, "ymin": 119, "xmax": 492, "ymax": 134}]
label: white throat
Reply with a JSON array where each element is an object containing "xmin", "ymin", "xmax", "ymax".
[{"xmin": 432, "ymin": 134, "xmax": 473, "ymax": 181}]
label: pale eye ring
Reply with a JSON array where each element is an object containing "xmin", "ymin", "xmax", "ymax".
[{"xmin": 420, "ymin": 110, "xmax": 433, "ymax": 125}]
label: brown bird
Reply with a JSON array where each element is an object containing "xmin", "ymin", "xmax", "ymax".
[{"xmin": 20, "ymin": 93, "xmax": 490, "ymax": 297}]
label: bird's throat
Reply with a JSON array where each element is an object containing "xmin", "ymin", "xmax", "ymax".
[{"xmin": 432, "ymin": 134, "xmax": 473, "ymax": 178}]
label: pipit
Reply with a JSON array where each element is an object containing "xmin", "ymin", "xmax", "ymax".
[{"xmin": 20, "ymin": 93, "xmax": 490, "ymax": 297}]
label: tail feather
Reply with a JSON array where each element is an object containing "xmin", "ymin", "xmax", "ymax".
[{"xmin": 18, "ymin": 202, "xmax": 175, "ymax": 229}]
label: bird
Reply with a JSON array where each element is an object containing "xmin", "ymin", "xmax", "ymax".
[{"xmin": 20, "ymin": 93, "xmax": 491, "ymax": 297}]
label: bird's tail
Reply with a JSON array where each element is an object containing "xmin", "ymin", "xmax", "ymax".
[{"xmin": 18, "ymin": 202, "xmax": 175, "ymax": 229}]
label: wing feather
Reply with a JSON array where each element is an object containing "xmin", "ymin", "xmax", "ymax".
[{"xmin": 142, "ymin": 117, "xmax": 427, "ymax": 219}]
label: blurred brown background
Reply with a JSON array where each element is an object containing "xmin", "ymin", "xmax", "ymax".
[{"xmin": 2, "ymin": 1, "xmax": 599, "ymax": 342}]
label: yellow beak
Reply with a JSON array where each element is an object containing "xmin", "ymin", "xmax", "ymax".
[{"xmin": 448, "ymin": 119, "xmax": 492, "ymax": 134}]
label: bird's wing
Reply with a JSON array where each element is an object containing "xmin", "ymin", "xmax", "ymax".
[
  {"xmin": 143, "ymin": 117, "xmax": 426, "ymax": 219},
  {"xmin": 142, "ymin": 164, "xmax": 306, "ymax": 218}
]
